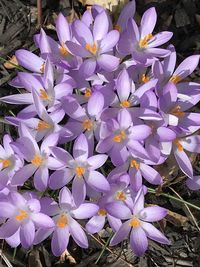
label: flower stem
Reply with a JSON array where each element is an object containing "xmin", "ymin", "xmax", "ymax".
[
  {"xmin": 148, "ymin": 188, "xmax": 200, "ymax": 211},
  {"xmin": 95, "ymin": 232, "xmax": 114, "ymax": 265}
]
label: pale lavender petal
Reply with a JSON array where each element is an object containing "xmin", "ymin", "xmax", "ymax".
[
  {"xmin": 130, "ymin": 227, "xmax": 148, "ymax": 256},
  {"xmin": 129, "ymin": 125, "xmax": 151, "ymax": 140},
  {"xmin": 73, "ymin": 133, "xmax": 88, "ymax": 161},
  {"xmin": 72, "ymin": 176, "xmax": 86, "ymax": 207},
  {"xmin": 49, "ymin": 169, "xmax": 74, "ymax": 189},
  {"xmin": 71, "ymin": 203, "xmax": 98, "ymax": 219},
  {"xmin": 0, "ymin": 202, "xmax": 16, "ymax": 217},
  {"xmin": 181, "ymin": 135, "xmax": 200, "ymax": 153},
  {"xmin": 147, "ymin": 31, "xmax": 173, "ymax": 48},
  {"xmin": 33, "ymin": 167, "xmax": 49, "ymax": 191},
  {"xmin": 129, "ymin": 168, "xmax": 143, "ymax": 192},
  {"xmin": 56, "ymin": 13, "xmax": 71, "ymax": 43},
  {"xmin": 86, "ymin": 215, "xmax": 105, "ymax": 234},
  {"xmin": 87, "ymin": 91, "xmax": 104, "ymax": 117},
  {"xmin": 173, "ymin": 147, "xmax": 193, "ymax": 178},
  {"xmin": 140, "ymin": 7, "xmax": 157, "ymax": 38},
  {"xmin": 106, "ymin": 202, "xmax": 132, "ymax": 220},
  {"xmin": 51, "ymin": 227, "xmax": 69, "ymax": 256},
  {"xmin": 0, "ymin": 219, "xmax": 20, "ymax": 238},
  {"xmin": 107, "ymin": 214, "xmax": 122, "ymax": 232},
  {"xmin": 117, "ymin": 1, "xmax": 136, "ymax": 31},
  {"xmin": 157, "ymin": 127, "xmax": 176, "ymax": 141},
  {"xmin": 69, "ymin": 217, "xmax": 88, "ymax": 248},
  {"xmin": 140, "ymin": 163, "xmax": 163, "ymax": 185},
  {"xmin": 20, "ymin": 220, "xmax": 35, "ymax": 248},
  {"xmin": 97, "ymin": 54, "xmax": 119, "ymax": 72},
  {"xmin": 31, "ymin": 213, "xmax": 54, "ymax": 228},
  {"xmin": 100, "ymin": 30, "xmax": 119, "ymax": 53},
  {"xmin": 110, "ymin": 220, "xmax": 131, "ymax": 246},
  {"xmin": 93, "ymin": 11, "xmax": 108, "ymax": 41},
  {"xmin": 5, "ymin": 228, "xmax": 20, "ymax": 247},
  {"xmin": 50, "ymin": 146, "xmax": 74, "ymax": 164},
  {"xmin": 87, "ymin": 154, "xmax": 108, "ymax": 170},
  {"xmin": 139, "ymin": 206, "xmax": 167, "ymax": 222},
  {"xmin": 59, "ymin": 186, "xmax": 74, "ymax": 207},
  {"xmin": 11, "ymin": 164, "xmax": 37, "ymax": 186},
  {"xmin": 73, "ymin": 20, "xmax": 93, "ymax": 46},
  {"xmin": 66, "ymin": 41, "xmax": 91, "ymax": 57},
  {"xmin": 186, "ymin": 176, "xmax": 200, "ymax": 190},
  {"xmin": 118, "ymin": 108, "xmax": 132, "ymax": 129},
  {"xmin": 34, "ymin": 228, "xmax": 53, "ymax": 245},
  {"xmin": 142, "ymin": 221, "xmax": 170, "ymax": 244},
  {"xmin": 116, "ymin": 69, "xmax": 131, "ymax": 102},
  {"xmin": 0, "ymin": 93, "xmax": 32, "ymax": 104}
]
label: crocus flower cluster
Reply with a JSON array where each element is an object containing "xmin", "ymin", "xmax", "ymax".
[{"xmin": 0, "ymin": 1, "xmax": 200, "ymax": 258}]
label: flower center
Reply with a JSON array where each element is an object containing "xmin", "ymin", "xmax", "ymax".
[
  {"xmin": 170, "ymin": 105, "xmax": 185, "ymax": 117},
  {"xmin": 37, "ymin": 120, "xmax": 51, "ymax": 131},
  {"xmin": 116, "ymin": 191, "xmax": 126, "ymax": 201},
  {"xmin": 0, "ymin": 159, "xmax": 11, "ymax": 168},
  {"xmin": 85, "ymin": 43, "xmax": 97, "ymax": 55},
  {"xmin": 120, "ymin": 100, "xmax": 131, "ymax": 108},
  {"xmin": 39, "ymin": 89, "xmax": 49, "ymax": 101},
  {"xmin": 84, "ymin": 88, "xmax": 92, "ymax": 98},
  {"xmin": 40, "ymin": 63, "xmax": 45, "ymax": 73},
  {"xmin": 139, "ymin": 34, "xmax": 153, "ymax": 48},
  {"xmin": 15, "ymin": 210, "xmax": 28, "ymax": 221},
  {"xmin": 112, "ymin": 130, "xmax": 126, "ymax": 143},
  {"xmin": 130, "ymin": 159, "xmax": 140, "ymax": 170},
  {"xmin": 59, "ymin": 42, "xmax": 70, "ymax": 56},
  {"xmin": 114, "ymin": 24, "xmax": 122, "ymax": 32},
  {"xmin": 129, "ymin": 216, "xmax": 140, "ymax": 228},
  {"xmin": 82, "ymin": 119, "xmax": 93, "ymax": 131},
  {"xmin": 31, "ymin": 154, "xmax": 43, "ymax": 166},
  {"xmin": 98, "ymin": 208, "xmax": 107, "ymax": 216},
  {"xmin": 173, "ymin": 139, "xmax": 183, "ymax": 152},
  {"xmin": 141, "ymin": 74, "xmax": 150, "ymax": 83},
  {"xmin": 169, "ymin": 75, "xmax": 181, "ymax": 84},
  {"xmin": 75, "ymin": 166, "xmax": 85, "ymax": 178},
  {"xmin": 56, "ymin": 214, "xmax": 68, "ymax": 228}
]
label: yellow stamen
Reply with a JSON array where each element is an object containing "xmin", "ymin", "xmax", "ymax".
[
  {"xmin": 37, "ymin": 120, "xmax": 51, "ymax": 131},
  {"xmin": 39, "ymin": 89, "xmax": 49, "ymax": 101},
  {"xmin": 85, "ymin": 43, "xmax": 97, "ymax": 55},
  {"xmin": 116, "ymin": 191, "xmax": 126, "ymax": 201},
  {"xmin": 82, "ymin": 119, "xmax": 93, "ymax": 131},
  {"xmin": 141, "ymin": 74, "xmax": 150, "ymax": 83},
  {"xmin": 56, "ymin": 214, "xmax": 68, "ymax": 228},
  {"xmin": 98, "ymin": 208, "xmax": 107, "ymax": 216},
  {"xmin": 129, "ymin": 216, "xmax": 140, "ymax": 228},
  {"xmin": 169, "ymin": 75, "xmax": 182, "ymax": 84},
  {"xmin": 75, "ymin": 166, "xmax": 85, "ymax": 178},
  {"xmin": 130, "ymin": 159, "xmax": 140, "ymax": 170},
  {"xmin": 139, "ymin": 34, "xmax": 153, "ymax": 48},
  {"xmin": 15, "ymin": 210, "xmax": 28, "ymax": 221},
  {"xmin": 84, "ymin": 88, "xmax": 92, "ymax": 98},
  {"xmin": 170, "ymin": 105, "xmax": 185, "ymax": 117},
  {"xmin": 173, "ymin": 139, "xmax": 184, "ymax": 152},
  {"xmin": 114, "ymin": 24, "xmax": 122, "ymax": 32},
  {"xmin": 120, "ymin": 100, "xmax": 131, "ymax": 108},
  {"xmin": 0, "ymin": 159, "xmax": 11, "ymax": 168},
  {"xmin": 112, "ymin": 130, "xmax": 126, "ymax": 143},
  {"xmin": 59, "ymin": 42, "xmax": 70, "ymax": 56},
  {"xmin": 40, "ymin": 63, "xmax": 45, "ymax": 73},
  {"xmin": 31, "ymin": 155, "xmax": 43, "ymax": 166}
]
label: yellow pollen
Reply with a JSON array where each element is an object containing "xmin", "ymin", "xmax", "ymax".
[
  {"xmin": 120, "ymin": 100, "xmax": 131, "ymax": 108},
  {"xmin": 139, "ymin": 34, "xmax": 153, "ymax": 48},
  {"xmin": 37, "ymin": 120, "xmax": 51, "ymax": 131},
  {"xmin": 116, "ymin": 191, "xmax": 126, "ymax": 201},
  {"xmin": 59, "ymin": 42, "xmax": 69, "ymax": 56},
  {"xmin": 39, "ymin": 89, "xmax": 49, "ymax": 101},
  {"xmin": 85, "ymin": 43, "xmax": 97, "ymax": 55},
  {"xmin": 31, "ymin": 155, "xmax": 43, "ymax": 166},
  {"xmin": 141, "ymin": 74, "xmax": 150, "ymax": 83},
  {"xmin": 173, "ymin": 139, "xmax": 184, "ymax": 152},
  {"xmin": 82, "ymin": 119, "xmax": 93, "ymax": 131},
  {"xmin": 129, "ymin": 216, "xmax": 140, "ymax": 228},
  {"xmin": 84, "ymin": 88, "xmax": 92, "ymax": 98},
  {"xmin": 56, "ymin": 214, "xmax": 68, "ymax": 228},
  {"xmin": 75, "ymin": 166, "xmax": 85, "ymax": 177},
  {"xmin": 0, "ymin": 159, "xmax": 11, "ymax": 168},
  {"xmin": 130, "ymin": 159, "xmax": 140, "ymax": 170},
  {"xmin": 170, "ymin": 105, "xmax": 185, "ymax": 117},
  {"xmin": 15, "ymin": 210, "xmax": 28, "ymax": 221},
  {"xmin": 169, "ymin": 75, "xmax": 182, "ymax": 84},
  {"xmin": 40, "ymin": 63, "xmax": 45, "ymax": 73},
  {"xmin": 113, "ymin": 130, "xmax": 126, "ymax": 143},
  {"xmin": 114, "ymin": 24, "xmax": 122, "ymax": 32},
  {"xmin": 98, "ymin": 208, "xmax": 107, "ymax": 216}
]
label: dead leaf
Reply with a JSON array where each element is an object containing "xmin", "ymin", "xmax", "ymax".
[
  {"xmin": 4, "ymin": 55, "xmax": 18, "ymax": 69},
  {"xmin": 28, "ymin": 249, "xmax": 43, "ymax": 267},
  {"xmin": 59, "ymin": 249, "xmax": 76, "ymax": 264},
  {"xmin": 166, "ymin": 210, "xmax": 189, "ymax": 227}
]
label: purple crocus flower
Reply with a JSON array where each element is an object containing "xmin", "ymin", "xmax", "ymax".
[
  {"xmin": 11, "ymin": 124, "xmax": 63, "ymax": 191},
  {"xmin": 97, "ymin": 109, "xmax": 151, "ymax": 166},
  {"xmin": 118, "ymin": 7, "xmax": 173, "ymax": 63},
  {"xmin": 0, "ymin": 135, "xmax": 23, "ymax": 189},
  {"xmin": 186, "ymin": 175, "xmax": 200, "ymax": 191},
  {"xmin": 49, "ymin": 133, "xmax": 110, "ymax": 206},
  {"xmin": 34, "ymin": 187, "xmax": 98, "ymax": 256},
  {"xmin": 109, "ymin": 188, "xmax": 170, "ymax": 256},
  {"xmin": 66, "ymin": 11, "xmax": 120, "ymax": 77},
  {"xmin": 0, "ymin": 191, "xmax": 54, "ymax": 248}
]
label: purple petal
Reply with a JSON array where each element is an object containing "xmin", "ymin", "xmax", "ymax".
[
  {"xmin": 116, "ymin": 69, "xmax": 131, "ymax": 102},
  {"xmin": 56, "ymin": 13, "xmax": 71, "ymax": 43},
  {"xmin": 51, "ymin": 227, "xmax": 69, "ymax": 256},
  {"xmin": 72, "ymin": 176, "xmax": 86, "ymax": 207},
  {"xmin": 110, "ymin": 220, "xmax": 131, "ymax": 246},
  {"xmin": 34, "ymin": 228, "xmax": 53, "ymax": 245},
  {"xmin": 100, "ymin": 30, "xmax": 119, "ymax": 53},
  {"xmin": 97, "ymin": 54, "xmax": 119, "ymax": 72},
  {"xmin": 80, "ymin": 58, "xmax": 97, "ymax": 78},
  {"xmin": 11, "ymin": 164, "xmax": 37, "ymax": 186},
  {"xmin": 86, "ymin": 215, "xmax": 105, "ymax": 234},
  {"xmin": 71, "ymin": 203, "xmax": 98, "ymax": 219},
  {"xmin": 106, "ymin": 202, "xmax": 132, "ymax": 220},
  {"xmin": 5, "ymin": 228, "xmax": 20, "ymax": 248},
  {"xmin": 66, "ymin": 41, "xmax": 91, "ymax": 57},
  {"xmin": 148, "ymin": 31, "xmax": 173, "ymax": 48},
  {"xmin": 50, "ymin": 146, "xmax": 74, "ymax": 164},
  {"xmin": 87, "ymin": 91, "xmax": 104, "ymax": 117},
  {"xmin": 20, "ymin": 220, "xmax": 35, "ymax": 248},
  {"xmin": 87, "ymin": 154, "xmax": 108, "ymax": 170},
  {"xmin": 186, "ymin": 176, "xmax": 200, "ymax": 191},
  {"xmin": 31, "ymin": 213, "xmax": 55, "ymax": 228},
  {"xmin": 173, "ymin": 147, "xmax": 193, "ymax": 178},
  {"xmin": 129, "ymin": 168, "xmax": 143, "ymax": 192},
  {"xmin": 73, "ymin": 133, "xmax": 88, "ymax": 161},
  {"xmin": 73, "ymin": 20, "xmax": 93, "ymax": 46},
  {"xmin": 85, "ymin": 170, "xmax": 110, "ymax": 192},
  {"xmin": 130, "ymin": 227, "xmax": 148, "ymax": 256},
  {"xmin": 0, "ymin": 202, "xmax": 16, "ymax": 218},
  {"xmin": 117, "ymin": 1, "xmax": 136, "ymax": 31},
  {"xmin": 93, "ymin": 11, "xmax": 109, "ymax": 41},
  {"xmin": 34, "ymin": 167, "xmax": 49, "ymax": 191},
  {"xmin": 157, "ymin": 127, "xmax": 176, "ymax": 141},
  {"xmin": 69, "ymin": 217, "xmax": 88, "ymax": 248},
  {"xmin": 129, "ymin": 125, "xmax": 151, "ymax": 140},
  {"xmin": 118, "ymin": 108, "xmax": 132, "ymax": 129},
  {"xmin": 59, "ymin": 186, "xmax": 74, "ymax": 207},
  {"xmin": 139, "ymin": 206, "xmax": 167, "ymax": 222},
  {"xmin": 181, "ymin": 135, "xmax": 200, "ymax": 153},
  {"xmin": 140, "ymin": 7, "xmax": 157, "ymax": 38},
  {"xmin": 140, "ymin": 163, "xmax": 163, "ymax": 185},
  {"xmin": 142, "ymin": 221, "xmax": 170, "ymax": 244},
  {"xmin": 107, "ymin": 214, "xmax": 122, "ymax": 232},
  {"xmin": 0, "ymin": 219, "xmax": 20, "ymax": 238},
  {"xmin": 0, "ymin": 93, "xmax": 32, "ymax": 105},
  {"xmin": 49, "ymin": 169, "xmax": 74, "ymax": 189}
]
